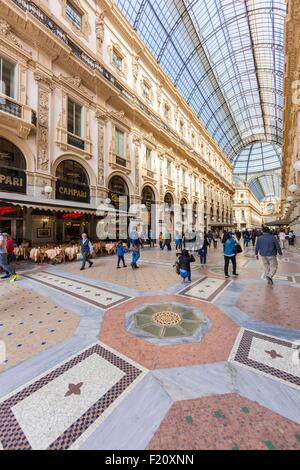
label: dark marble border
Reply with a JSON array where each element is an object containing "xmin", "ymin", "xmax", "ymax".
[
  {"xmin": 178, "ymin": 277, "xmax": 230, "ymax": 302},
  {"xmin": 0, "ymin": 343, "xmax": 142, "ymax": 450},
  {"xmin": 23, "ymin": 272, "xmax": 131, "ymax": 309},
  {"xmin": 231, "ymin": 329, "xmax": 300, "ymax": 388}
]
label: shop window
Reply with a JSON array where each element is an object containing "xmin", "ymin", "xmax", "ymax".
[
  {"xmin": 56, "ymin": 160, "xmax": 90, "ymax": 203},
  {"xmin": 0, "ymin": 137, "xmax": 26, "ymax": 194},
  {"xmin": 66, "ymin": 1, "xmax": 82, "ymax": 29},
  {"xmin": 0, "ymin": 56, "xmax": 16, "ymax": 99}
]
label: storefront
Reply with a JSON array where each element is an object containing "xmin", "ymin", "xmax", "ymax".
[
  {"xmin": 141, "ymin": 185, "xmax": 156, "ymax": 236},
  {"xmin": 55, "ymin": 160, "xmax": 91, "ymax": 240},
  {"xmin": 0, "ymin": 137, "xmax": 27, "ymax": 241},
  {"xmin": 108, "ymin": 175, "xmax": 130, "ymax": 240}
]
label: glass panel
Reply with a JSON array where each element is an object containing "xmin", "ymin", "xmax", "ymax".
[
  {"xmin": 112, "ymin": 50, "xmax": 123, "ymax": 70},
  {"xmin": 115, "ymin": 128, "xmax": 125, "ymax": 157},
  {"xmin": 0, "ymin": 57, "xmax": 16, "ymax": 99},
  {"xmin": 66, "ymin": 1, "xmax": 82, "ymax": 29},
  {"xmin": 67, "ymin": 98, "xmax": 82, "ymax": 137},
  {"xmin": 146, "ymin": 147, "xmax": 152, "ymax": 170}
]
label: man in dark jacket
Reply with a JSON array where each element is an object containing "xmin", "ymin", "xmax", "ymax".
[
  {"xmin": 255, "ymin": 227, "xmax": 282, "ymax": 285},
  {"xmin": 80, "ymin": 233, "xmax": 93, "ymax": 271},
  {"xmin": 176, "ymin": 249, "xmax": 195, "ymax": 283}
]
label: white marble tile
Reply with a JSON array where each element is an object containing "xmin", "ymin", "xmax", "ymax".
[
  {"xmin": 12, "ymin": 354, "xmax": 124, "ymax": 450},
  {"xmin": 179, "ymin": 277, "xmax": 229, "ymax": 301},
  {"xmin": 25, "ymin": 271, "xmax": 127, "ymax": 307}
]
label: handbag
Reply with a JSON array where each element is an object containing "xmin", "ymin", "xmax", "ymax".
[{"xmin": 235, "ymin": 243, "xmax": 243, "ymax": 254}]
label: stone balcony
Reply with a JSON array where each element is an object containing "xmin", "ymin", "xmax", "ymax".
[{"xmin": 0, "ymin": 96, "xmax": 36, "ymax": 138}]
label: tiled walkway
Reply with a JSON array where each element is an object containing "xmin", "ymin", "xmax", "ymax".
[{"xmin": 0, "ymin": 244, "xmax": 300, "ymax": 449}]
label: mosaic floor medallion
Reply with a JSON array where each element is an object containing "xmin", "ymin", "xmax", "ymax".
[
  {"xmin": 229, "ymin": 329, "xmax": 300, "ymax": 390},
  {"xmin": 126, "ymin": 302, "xmax": 211, "ymax": 345},
  {"xmin": 0, "ymin": 342, "xmax": 146, "ymax": 450}
]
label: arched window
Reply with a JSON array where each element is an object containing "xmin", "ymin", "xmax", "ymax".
[
  {"xmin": 142, "ymin": 185, "xmax": 155, "ymax": 203},
  {"xmin": 108, "ymin": 175, "xmax": 129, "ymax": 211},
  {"xmin": 0, "ymin": 137, "xmax": 26, "ymax": 193},
  {"xmin": 56, "ymin": 159, "xmax": 90, "ymax": 203}
]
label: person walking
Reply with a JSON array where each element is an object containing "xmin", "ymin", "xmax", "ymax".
[
  {"xmin": 223, "ymin": 232, "xmax": 238, "ymax": 278},
  {"xmin": 243, "ymin": 229, "xmax": 250, "ymax": 248},
  {"xmin": 175, "ymin": 231, "xmax": 182, "ymax": 251},
  {"xmin": 0, "ymin": 230, "xmax": 17, "ymax": 281},
  {"xmin": 131, "ymin": 242, "xmax": 141, "ymax": 269},
  {"xmin": 278, "ymin": 230, "xmax": 286, "ymax": 250},
  {"xmin": 198, "ymin": 235, "xmax": 209, "ymax": 266},
  {"xmin": 213, "ymin": 232, "xmax": 218, "ymax": 249},
  {"xmin": 288, "ymin": 230, "xmax": 295, "ymax": 246},
  {"xmin": 251, "ymin": 230, "xmax": 257, "ymax": 247},
  {"xmin": 80, "ymin": 233, "xmax": 93, "ymax": 271},
  {"xmin": 176, "ymin": 249, "xmax": 195, "ymax": 283},
  {"xmin": 148, "ymin": 229, "xmax": 155, "ymax": 248},
  {"xmin": 163, "ymin": 228, "xmax": 172, "ymax": 251},
  {"xmin": 116, "ymin": 241, "xmax": 128, "ymax": 268},
  {"xmin": 255, "ymin": 227, "xmax": 282, "ymax": 285}
]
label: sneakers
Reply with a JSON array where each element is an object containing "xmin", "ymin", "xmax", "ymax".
[
  {"xmin": 266, "ymin": 276, "xmax": 274, "ymax": 285},
  {"xmin": 89, "ymin": 262, "xmax": 93, "ymax": 268},
  {"xmin": 10, "ymin": 274, "xmax": 18, "ymax": 282},
  {"xmin": 225, "ymin": 275, "xmax": 230, "ymax": 278},
  {"xmin": 0, "ymin": 274, "xmax": 10, "ymax": 280},
  {"xmin": 80, "ymin": 267, "xmax": 85, "ymax": 271},
  {"xmin": 117, "ymin": 266, "xmax": 121, "ymax": 269},
  {"xmin": 233, "ymin": 273, "xmax": 239, "ymax": 276}
]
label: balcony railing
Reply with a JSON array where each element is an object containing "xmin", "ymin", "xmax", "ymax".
[
  {"xmin": 67, "ymin": 133, "xmax": 85, "ymax": 150},
  {"xmin": 0, "ymin": 97, "xmax": 22, "ymax": 118}
]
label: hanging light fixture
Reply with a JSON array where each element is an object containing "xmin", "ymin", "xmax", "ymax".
[
  {"xmin": 286, "ymin": 196, "xmax": 293, "ymax": 202},
  {"xmin": 289, "ymin": 184, "xmax": 297, "ymax": 193},
  {"xmin": 294, "ymin": 160, "xmax": 300, "ymax": 172}
]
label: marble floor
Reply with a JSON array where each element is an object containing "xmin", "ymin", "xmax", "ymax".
[{"xmin": 0, "ymin": 243, "xmax": 300, "ymax": 450}]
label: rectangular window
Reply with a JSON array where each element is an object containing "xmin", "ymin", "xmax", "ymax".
[
  {"xmin": 146, "ymin": 147, "xmax": 152, "ymax": 170},
  {"xmin": 194, "ymin": 176, "xmax": 197, "ymax": 192},
  {"xmin": 167, "ymin": 160, "xmax": 171, "ymax": 179},
  {"xmin": 66, "ymin": 1, "xmax": 82, "ymax": 29},
  {"xmin": 143, "ymin": 83, "xmax": 151, "ymax": 101},
  {"xmin": 112, "ymin": 50, "xmax": 123, "ymax": 70},
  {"xmin": 67, "ymin": 98, "xmax": 82, "ymax": 137},
  {"xmin": 182, "ymin": 169, "xmax": 186, "ymax": 186},
  {"xmin": 0, "ymin": 56, "xmax": 16, "ymax": 99},
  {"xmin": 115, "ymin": 128, "xmax": 125, "ymax": 157}
]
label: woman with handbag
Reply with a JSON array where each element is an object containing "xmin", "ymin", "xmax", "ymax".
[{"xmin": 223, "ymin": 233, "xmax": 239, "ymax": 278}]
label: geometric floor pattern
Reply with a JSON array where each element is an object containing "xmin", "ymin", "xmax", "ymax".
[
  {"xmin": 24, "ymin": 271, "xmax": 130, "ymax": 309},
  {"xmin": 0, "ymin": 342, "xmax": 146, "ymax": 450},
  {"xmin": 229, "ymin": 329, "xmax": 300, "ymax": 390},
  {"xmin": 1, "ymin": 244, "xmax": 300, "ymax": 450}
]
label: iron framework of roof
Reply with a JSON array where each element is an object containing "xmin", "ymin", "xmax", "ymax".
[{"xmin": 115, "ymin": 0, "xmax": 286, "ymax": 198}]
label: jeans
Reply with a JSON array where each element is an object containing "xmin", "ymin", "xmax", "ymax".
[
  {"xmin": 131, "ymin": 251, "xmax": 140, "ymax": 267},
  {"xmin": 117, "ymin": 255, "xmax": 126, "ymax": 267},
  {"xmin": 200, "ymin": 252, "xmax": 207, "ymax": 265},
  {"xmin": 180, "ymin": 269, "xmax": 191, "ymax": 282},
  {"xmin": 224, "ymin": 255, "xmax": 237, "ymax": 276},
  {"xmin": 175, "ymin": 240, "xmax": 182, "ymax": 250},
  {"xmin": 0, "ymin": 253, "xmax": 12, "ymax": 277},
  {"xmin": 81, "ymin": 252, "xmax": 92, "ymax": 269}
]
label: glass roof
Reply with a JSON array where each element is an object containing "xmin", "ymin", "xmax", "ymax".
[
  {"xmin": 233, "ymin": 142, "xmax": 281, "ymax": 175},
  {"xmin": 248, "ymin": 173, "xmax": 281, "ymax": 200},
  {"xmin": 115, "ymin": 0, "xmax": 286, "ymax": 159}
]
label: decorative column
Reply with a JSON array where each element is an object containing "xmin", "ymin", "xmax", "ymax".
[
  {"xmin": 133, "ymin": 135, "xmax": 141, "ymax": 203},
  {"xmin": 95, "ymin": 11, "xmax": 105, "ymax": 57},
  {"xmin": 95, "ymin": 111, "xmax": 106, "ymax": 190},
  {"xmin": 34, "ymin": 72, "xmax": 53, "ymax": 172}
]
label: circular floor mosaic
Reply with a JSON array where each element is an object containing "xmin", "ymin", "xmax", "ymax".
[{"xmin": 132, "ymin": 303, "xmax": 205, "ymax": 339}]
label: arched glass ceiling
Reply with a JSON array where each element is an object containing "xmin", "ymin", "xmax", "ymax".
[
  {"xmin": 248, "ymin": 173, "xmax": 281, "ymax": 201},
  {"xmin": 233, "ymin": 142, "xmax": 281, "ymax": 175},
  {"xmin": 115, "ymin": 0, "xmax": 286, "ymax": 159}
]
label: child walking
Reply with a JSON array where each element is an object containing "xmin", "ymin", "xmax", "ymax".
[{"xmin": 116, "ymin": 241, "xmax": 128, "ymax": 268}]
